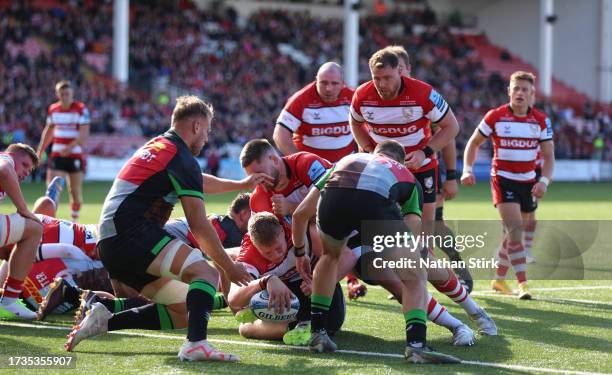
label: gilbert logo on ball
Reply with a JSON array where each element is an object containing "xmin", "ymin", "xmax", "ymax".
[{"xmin": 250, "ymin": 290, "xmax": 300, "ymax": 322}]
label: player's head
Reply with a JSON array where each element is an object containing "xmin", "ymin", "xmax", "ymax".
[
  {"xmin": 374, "ymin": 140, "xmax": 405, "ymax": 164},
  {"xmin": 228, "ymin": 192, "xmax": 251, "ymax": 234},
  {"xmin": 508, "ymin": 71, "xmax": 536, "ymax": 109},
  {"xmin": 316, "ymin": 62, "xmax": 344, "ymax": 103},
  {"xmin": 6, "ymin": 143, "xmax": 39, "ymax": 181},
  {"xmin": 240, "ymin": 139, "xmax": 281, "ymax": 190},
  {"xmin": 171, "ymin": 96, "xmax": 214, "ymax": 156},
  {"xmin": 383, "ymin": 45, "xmax": 411, "ymax": 77},
  {"xmin": 248, "ymin": 212, "xmax": 287, "ymax": 263},
  {"xmin": 368, "ymin": 49, "xmax": 402, "ymax": 101},
  {"xmin": 55, "ymin": 80, "xmax": 73, "ymax": 106}
]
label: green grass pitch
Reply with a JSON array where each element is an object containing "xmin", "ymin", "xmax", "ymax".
[{"xmin": 1, "ymin": 181, "xmax": 611, "ymax": 374}]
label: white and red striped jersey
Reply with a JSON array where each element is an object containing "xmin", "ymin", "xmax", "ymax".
[
  {"xmin": 0, "ymin": 152, "xmax": 15, "ymax": 202},
  {"xmin": 276, "ymin": 82, "xmax": 355, "ymax": 162},
  {"xmin": 37, "ymin": 214, "xmax": 99, "ymax": 259},
  {"xmin": 46, "ymin": 101, "xmax": 90, "ymax": 158},
  {"xmin": 350, "ymin": 76, "xmax": 450, "ymax": 173},
  {"xmin": 535, "ymin": 145, "xmax": 544, "ymax": 168},
  {"xmin": 478, "ymin": 105, "xmax": 553, "ymax": 181}
]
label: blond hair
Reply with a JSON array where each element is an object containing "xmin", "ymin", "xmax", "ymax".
[
  {"xmin": 248, "ymin": 212, "xmax": 282, "ymax": 246},
  {"xmin": 6, "ymin": 143, "xmax": 39, "ymax": 168},
  {"xmin": 171, "ymin": 96, "xmax": 214, "ymax": 125},
  {"xmin": 383, "ymin": 45, "xmax": 410, "ymax": 66},
  {"xmin": 509, "ymin": 71, "xmax": 536, "ymax": 86}
]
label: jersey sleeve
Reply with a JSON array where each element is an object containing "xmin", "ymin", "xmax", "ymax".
[
  {"xmin": 249, "ymin": 186, "xmax": 273, "ymax": 213},
  {"xmin": 210, "ymin": 217, "xmax": 228, "ymax": 244},
  {"xmin": 167, "ymin": 156, "xmax": 204, "ymax": 200},
  {"xmin": 236, "ymin": 234, "xmax": 264, "ymax": 278},
  {"xmin": 295, "ymin": 153, "xmax": 332, "ymax": 186},
  {"xmin": 400, "ymin": 182, "xmax": 423, "ymax": 217},
  {"xmin": 540, "ymin": 116, "xmax": 553, "ymax": 142},
  {"xmin": 349, "ymin": 89, "xmax": 365, "ymax": 122},
  {"xmin": 477, "ymin": 109, "xmax": 496, "ymax": 137},
  {"xmin": 276, "ymin": 94, "xmax": 303, "ymax": 132},
  {"xmin": 424, "ymin": 87, "xmax": 450, "ymax": 123},
  {"xmin": 0, "ymin": 153, "xmax": 15, "ymax": 169},
  {"xmin": 79, "ymin": 106, "xmax": 91, "ymax": 126},
  {"xmin": 315, "ymin": 165, "xmax": 335, "ymax": 190}
]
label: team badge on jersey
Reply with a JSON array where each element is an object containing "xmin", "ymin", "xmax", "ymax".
[
  {"xmin": 307, "ymin": 160, "xmax": 327, "ymax": 183},
  {"xmin": 424, "ymin": 176, "xmax": 434, "ymax": 194}
]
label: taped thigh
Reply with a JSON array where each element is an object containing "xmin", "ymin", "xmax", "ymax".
[
  {"xmin": 152, "ymin": 279, "xmax": 188, "ymax": 305},
  {"xmin": 159, "ymin": 240, "xmax": 205, "ymax": 280},
  {"xmin": 0, "ymin": 214, "xmax": 26, "ymax": 247}
]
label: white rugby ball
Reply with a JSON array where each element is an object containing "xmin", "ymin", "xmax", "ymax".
[{"xmin": 250, "ymin": 290, "xmax": 300, "ymax": 322}]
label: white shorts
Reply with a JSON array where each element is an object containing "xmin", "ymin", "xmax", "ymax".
[{"xmin": 0, "ymin": 213, "xmax": 26, "ymax": 247}]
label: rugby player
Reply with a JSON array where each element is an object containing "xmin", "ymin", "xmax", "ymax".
[
  {"xmin": 0, "ymin": 143, "xmax": 42, "ymax": 320},
  {"xmin": 37, "ymin": 80, "xmax": 90, "ymax": 221},
  {"xmin": 273, "ymin": 62, "xmax": 367, "ymax": 299},
  {"xmin": 273, "ymin": 62, "xmax": 355, "ymax": 162},
  {"xmin": 228, "ymin": 212, "xmax": 345, "ymax": 345},
  {"xmin": 295, "ymin": 140, "xmax": 460, "ymax": 363},
  {"xmin": 386, "ymin": 45, "xmax": 473, "ymax": 292},
  {"xmin": 461, "ymin": 71, "xmax": 555, "ymax": 299},
  {"xmin": 64, "ymin": 96, "xmax": 252, "ymax": 362}
]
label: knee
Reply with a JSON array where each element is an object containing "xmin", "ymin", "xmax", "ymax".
[{"xmin": 182, "ymin": 261, "xmax": 219, "ymax": 286}]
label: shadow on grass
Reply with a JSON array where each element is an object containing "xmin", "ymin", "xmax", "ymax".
[{"xmin": 478, "ymin": 297, "xmax": 611, "ymax": 354}]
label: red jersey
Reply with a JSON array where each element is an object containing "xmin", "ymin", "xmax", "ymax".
[
  {"xmin": 46, "ymin": 101, "xmax": 90, "ymax": 158},
  {"xmin": 250, "ymin": 152, "xmax": 332, "ymax": 224},
  {"xmin": 0, "ymin": 152, "xmax": 15, "ymax": 201},
  {"xmin": 350, "ymin": 76, "xmax": 450, "ymax": 173},
  {"xmin": 276, "ymin": 82, "xmax": 355, "ymax": 162},
  {"xmin": 37, "ymin": 214, "xmax": 99, "ymax": 259},
  {"xmin": 478, "ymin": 105, "xmax": 552, "ymax": 181},
  {"xmin": 237, "ymin": 221, "xmax": 315, "ymax": 283}
]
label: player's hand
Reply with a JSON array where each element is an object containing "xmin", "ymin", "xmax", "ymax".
[
  {"xmin": 18, "ymin": 208, "xmax": 41, "ymax": 224},
  {"xmin": 460, "ymin": 172, "xmax": 476, "ymax": 186},
  {"xmin": 242, "ymin": 172, "xmax": 272, "ymax": 190},
  {"xmin": 531, "ymin": 181, "xmax": 547, "ymax": 198},
  {"xmin": 404, "ymin": 150, "xmax": 425, "ymax": 171},
  {"xmin": 443, "ymin": 179, "xmax": 458, "ymax": 200},
  {"xmin": 226, "ymin": 262, "xmax": 252, "ymax": 286},
  {"xmin": 267, "ymin": 276, "xmax": 292, "ymax": 314},
  {"xmin": 300, "ymin": 279, "xmax": 312, "ymax": 296},
  {"xmin": 295, "ymin": 253, "xmax": 312, "ymax": 283},
  {"xmin": 271, "ymin": 194, "xmax": 290, "ymax": 216}
]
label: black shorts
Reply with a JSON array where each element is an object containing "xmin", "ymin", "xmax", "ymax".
[
  {"xmin": 287, "ymin": 280, "xmax": 345, "ymax": 335},
  {"xmin": 50, "ymin": 156, "xmax": 86, "ymax": 173},
  {"xmin": 98, "ymin": 221, "xmax": 175, "ymax": 291},
  {"xmin": 491, "ymin": 175, "xmax": 537, "ymax": 213},
  {"xmin": 414, "ymin": 167, "xmax": 438, "ymax": 204},
  {"xmin": 317, "ymin": 188, "xmax": 404, "ymax": 242}
]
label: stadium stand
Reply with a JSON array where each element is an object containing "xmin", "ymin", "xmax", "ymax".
[{"xmin": 0, "ymin": 0, "xmax": 610, "ymax": 162}]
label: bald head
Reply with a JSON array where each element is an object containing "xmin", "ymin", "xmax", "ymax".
[{"xmin": 316, "ymin": 62, "xmax": 344, "ymax": 103}]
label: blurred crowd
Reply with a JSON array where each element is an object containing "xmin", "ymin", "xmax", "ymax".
[{"xmin": 1, "ymin": 0, "xmax": 610, "ymax": 162}]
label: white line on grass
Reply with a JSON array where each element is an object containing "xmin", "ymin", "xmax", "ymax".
[
  {"xmin": 1, "ymin": 321, "xmax": 609, "ymax": 375},
  {"xmin": 367, "ymin": 285, "xmax": 612, "ymax": 292},
  {"xmin": 470, "ymin": 293, "xmax": 612, "ymax": 306}
]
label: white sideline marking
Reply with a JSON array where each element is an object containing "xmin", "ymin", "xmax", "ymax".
[
  {"xmin": 470, "ymin": 293, "xmax": 612, "ymax": 306},
  {"xmin": 369, "ymin": 285, "xmax": 612, "ymax": 292},
  {"xmin": 0, "ymin": 321, "xmax": 609, "ymax": 375}
]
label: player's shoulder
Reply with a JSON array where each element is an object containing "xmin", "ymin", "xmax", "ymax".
[
  {"xmin": 289, "ymin": 151, "xmax": 332, "ymax": 169},
  {"xmin": 484, "ymin": 104, "xmax": 508, "ymax": 121},
  {"xmin": 0, "ymin": 152, "xmax": 14, "ymax": 166},
  {"xmin": 47, "ymin": 101, "xmax": 63, "ymax": 112},
  {"xmin": 530, "ymin": 107, "xmax": 549, "ymax": 122},
  {"xmin": 237, "ymin": 234, "xmax": 268, "ymax": 274},
  {"xmin": 71, "ymin": 101, "xmax": 87, "ymax": 110},
  {"xmin": 406, "ymin": 76, "xmax": 433, "ymax": 92},
  {"xmin": 286, "ymin": 82, "xmax": 316, "ymax": 106},
  {"xmin": 339, "ymin": 86, "xmax": 356, "ymax": 99},
  {"xmin": 353, "ymin": 80, "xmax": 376, "ymax": 98}
]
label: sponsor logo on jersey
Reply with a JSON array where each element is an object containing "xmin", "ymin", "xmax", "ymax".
[
  {"xmin": 373, "ymin": 125, "xmax": 419, "ymax": 135},
  {"xmin": 500, "ymin": 139, "xmax": 539, "ymax": 148},
  {"xmin": 311, "ymin": 125, "xmax": 350, "ymax": 136},
  {"xmin": 365, "ymin": 111, "xmax": 375, "ymax": 121},
  {"xmin": 307, "ymin": 160, "xmax": 327, "ymax": 183},
  {"xmin": 428, "ymin": 89, "xmax": 446, "ymax": 111}
]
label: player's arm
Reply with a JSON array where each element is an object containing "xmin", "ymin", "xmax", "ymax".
[
  {"xmin": 227, "ymin": 271, "xmax": 268, "ymax": 311},
  {"xmin": 440, "ymin": 138, "xmax": 458, "ymax": 200},
  {"xmin": 273, "ymin": 125, "xmax": 298, "ymax": 155},
  {"xmin": 427, "ymin": 108, "xmax": 459, "ymax": 152},
  {"xmin": 349, "ymin": 116, "xmax": 375, "ymax": 152},
  {"xmin": 532, "ymin": 140, "xmax": 555, "ymax": 198},
  {"xmin": 0, "ymin": 159, "xmax": 38, "ymax": 222},
  {"xmin": 460, "ymin": 128, "xmax": 487, "ymax": 186},
  {"xmin": 292, "ymin": 187, "xmax": 320, "ymax": 251},
  {"xmin": 181, "ymin": 195, "xmax": 251, "ymax": 285},
  {"xmin": 37, "ymin": 124, "xmax": 54, "ymax": 160},
  {"xmin": 202, "ymin": 173, "xmax": 270, "ymax": 194}
]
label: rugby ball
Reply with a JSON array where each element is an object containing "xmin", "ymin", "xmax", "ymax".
[{"xmin": 249, "ymin": 290, "xmax": 300, "ymax": 322}]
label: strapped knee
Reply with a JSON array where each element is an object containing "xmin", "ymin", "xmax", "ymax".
[{"xmin": 159, "ymin": 241, "xmax": 205, "ymax": 280}]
